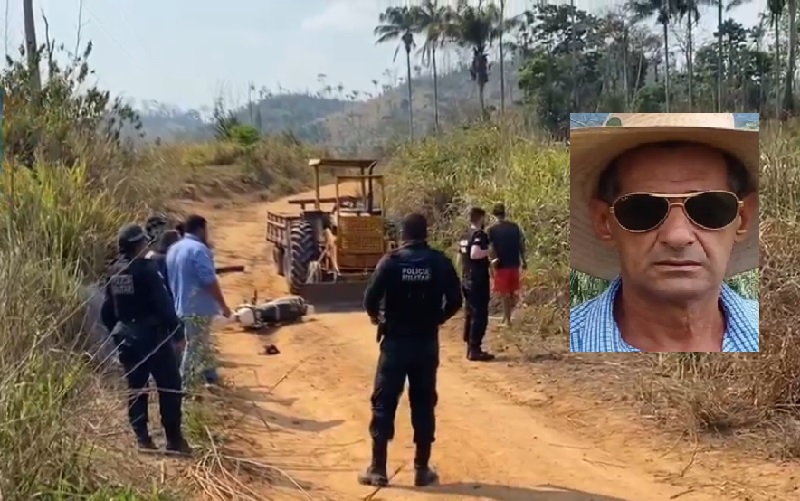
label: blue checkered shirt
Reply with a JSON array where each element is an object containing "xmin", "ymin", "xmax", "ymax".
[{"xmin": 570, "ymin": 278, "xmax": 759, "ymax": 352}]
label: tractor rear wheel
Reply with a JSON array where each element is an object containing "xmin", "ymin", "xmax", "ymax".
[{"xmin": 287, "ymin": 220, "xmax": 315, "ymax": 295}]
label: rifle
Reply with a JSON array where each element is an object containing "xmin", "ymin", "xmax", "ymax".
[{"xmin": 216, "ymin": 265, "xmax": 245, "ymax": 275}]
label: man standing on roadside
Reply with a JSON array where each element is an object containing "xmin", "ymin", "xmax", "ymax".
[
  {"xmin": 487, "ymin": 203, "xmax": 527, "ymax": 327},
  {"xmin": 166, "ymin": 214, "xmax": 232, "ymax": 390},
  {"xmin": 459, "ymin": 207, "xmax": 495, "ymax": 362}
]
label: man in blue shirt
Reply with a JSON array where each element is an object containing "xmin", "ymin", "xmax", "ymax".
[
  {"xmin": 569, "ymin": 113, "xmax": 759, "ymax": 352},
  {"xmin": 166, "ymin": 214, "xmax": 232, "ymax": 388}
]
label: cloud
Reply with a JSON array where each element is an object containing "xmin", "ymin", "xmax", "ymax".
[{"xmin": 300, "ymin": 0, "xmax": 380, "ymax": 33}]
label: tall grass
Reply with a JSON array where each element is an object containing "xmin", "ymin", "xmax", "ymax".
[{"xmin": 0, "ymin": 160, "xmax": 176, "ymax": 499}]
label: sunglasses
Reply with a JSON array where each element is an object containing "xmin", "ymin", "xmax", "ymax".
[{"xmin": 609, "ymin": 191, "xmax": 742, "ymax": 232}]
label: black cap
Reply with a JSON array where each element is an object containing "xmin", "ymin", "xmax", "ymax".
[
  {"xmin": 492, "ymin": 203, "xmax": 506, "ymax": 217},
  {"xmin": 401, "ymin": 213, "xmax": 428, "ymax": 241},
  {"xmin": 118, "ymin": 223, "xmax": 148, "ymax": 248}
]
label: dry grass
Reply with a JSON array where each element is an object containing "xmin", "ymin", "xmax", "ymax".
[
  {"xmin": 384, "ymin": 117, "xmax": 800, "ymax": 462},
  {"xmin": 156, "ymin": 135, "xmax": 328, "ymax": 200}
]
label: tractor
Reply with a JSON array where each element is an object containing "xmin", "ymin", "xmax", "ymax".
[{"xmin": 265, "ymin": 158, "xmax": 399, "ymax": 310}]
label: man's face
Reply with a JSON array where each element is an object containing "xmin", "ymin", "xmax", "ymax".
[{"xmin": 590, "ymin": 144, "xmax": 755, "ymax": 302}]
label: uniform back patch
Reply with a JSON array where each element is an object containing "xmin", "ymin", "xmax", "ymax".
[
  {"xmin": 401, "ymin": 266, "xmax": 432, "ymax": 282},
  {"xmin": 110, "ymin": 274, "xmax": 135, "ymax": 295}
]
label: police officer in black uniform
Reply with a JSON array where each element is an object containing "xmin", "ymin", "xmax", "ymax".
[
  {"xmin": 101, "ymin": 223, "xmax": 191, "ymax": 454},
  {"xmin": 359, "ymin": 213, "xmax": 463, "ymax": 488},
  {"xmin": 460, "ymin": 207, "xmax": 495, "ymax": 362}
]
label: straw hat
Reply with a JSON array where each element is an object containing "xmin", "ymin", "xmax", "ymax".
[{"xmin": 570, "ymin": 113, "xmax": 759, "ymax": 280}]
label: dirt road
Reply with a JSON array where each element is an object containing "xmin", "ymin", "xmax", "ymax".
[{"xmin": 198, "ymin": 187, "xmax": 732, "ymax": 501}]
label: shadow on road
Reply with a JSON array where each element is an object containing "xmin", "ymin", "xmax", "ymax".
[
  {"xmin": 395, "ymin": 483, "xmax": 631, "ymax": 501},
  {"xmin": 225, "ymin": 393, "xmax": 344, "ymax": 433}
]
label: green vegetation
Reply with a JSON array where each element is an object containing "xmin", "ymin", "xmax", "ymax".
[{"xmin": 0, "ymin": 41, "xmax": 177, "ymax": 497}]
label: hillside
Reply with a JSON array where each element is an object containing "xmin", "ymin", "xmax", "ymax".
[{"xmin": 135, "ymin": 61, "xmax": 520, "ymax": 151}]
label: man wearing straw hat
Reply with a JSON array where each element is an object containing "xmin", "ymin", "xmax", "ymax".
[{"xmin": 569, "ymin": 113, "xmax": 759, "ymax": 353}]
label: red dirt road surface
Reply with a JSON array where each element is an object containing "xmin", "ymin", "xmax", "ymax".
[{"xmin": 187, "ymin": 185, "xmax": 787, "ymax": 501}]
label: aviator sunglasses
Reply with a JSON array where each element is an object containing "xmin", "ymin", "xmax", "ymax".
[{"xmin": 609, "ymin": 190, "xmax": 742, "ymax": 233}]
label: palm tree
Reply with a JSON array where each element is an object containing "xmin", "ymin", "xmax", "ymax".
[
  {"xmin": 375, "ymin": 6, "xmax": 421, "ymax": 140},
  {"xmin": 498, "ymin": 0, "xmax": 507, "ymax": 114},
  {"xmin": 783, "ymin": 0, "xmax": 796, "ymax": 115},
  {"xmin": 767, "ymin": 0, "xmax": 786, "ymax": 117},
  {"xmin": 445, "ymin": 0, "xmax": 502, "ymax": 118},
  {"xmin": 632, "ymin": 0, "xmax": 679, "ymax": 112},
  {"xmin": 714, "ymin": 0, "xmax": 752, "ymax": 111},
  {"xmin": 677, "ymin": 0, "xmax": 702, "ymax": 110},
  {"xmin": 417, "ymin": 0, "xmax": 449, "ymax": 133}
]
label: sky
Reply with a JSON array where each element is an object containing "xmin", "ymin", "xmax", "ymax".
[{"xmin": 1, "ymin": 0, "xmax": 768, "ymax": 110}]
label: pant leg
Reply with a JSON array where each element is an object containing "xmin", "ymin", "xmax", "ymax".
[
  {"xmin": 180, "ymin": 316, "xmax": 219, "ymax": 389},
  {"xmin": 149, "ymin": 344, "xmax": 184, "ymax": 440},
  {"xmin": 468, "ymin": 284, "xmax": 490, "ymax": 351},
  {"xmin": 407, "ymin": 346, "xmax": 439, "ymax": 444},
  {"xmin": 461, "ymin": 287, "xmax": 472, "ymax": 344},
  {"xmin": 117, "ymin": 342, "xmax": 152, "ymax": 437},
  {"xmin": 368, "ymin": 347, "xmax": 407, "ymax": 442}
]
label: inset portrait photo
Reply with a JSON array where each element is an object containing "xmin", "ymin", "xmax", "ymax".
[{"xmin": 569, "ymin": 113, "xmax": 759, "ymax": 353}]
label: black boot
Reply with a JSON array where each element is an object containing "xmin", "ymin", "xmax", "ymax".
[
  {"xmin": 136, "ymin": 433, "xmax": 156, "ymax": 451},
  {"xmin": 165, "ymin": 428, "xmax": 193, "ymax": 455},
  {"xmin": 413, "ymin": 442, "xmax": 439, "ymax": 487},
  {"xmin": 357, "ymin": 440, "xmax": 389, "ymax": 487},
  {"xmin": 467, "ymin": 348, "xmax": 496, "ymax": 362}
]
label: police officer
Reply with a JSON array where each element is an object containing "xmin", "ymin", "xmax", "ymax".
[
  {"xmin": 359, "ymin": 213, "xmax": 463, "ymax": 487},
  {"xmin": 460, "ymin": 207, "xmax": 495, "ymax": 362},
  {"xmin": 101, "ymin": 223, "xmax": 191, "ymax": 454},
  {"xmin": 145, "ymin": 213, "xmax": 170, "ymax": 247}
]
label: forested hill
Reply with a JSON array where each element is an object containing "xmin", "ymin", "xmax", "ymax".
[{"xmin": 134, "ymin": 62, "xmax": 520, "ymax": 150}]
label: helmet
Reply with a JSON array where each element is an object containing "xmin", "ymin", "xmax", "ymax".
[{"xmin": 144, "ymin": 213, "xmax": 170, "ymax": 244}]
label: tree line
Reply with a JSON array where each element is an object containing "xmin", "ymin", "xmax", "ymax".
[{"xmin": 375, "ymin": 0, "xmax": 797, "ymax": 138}]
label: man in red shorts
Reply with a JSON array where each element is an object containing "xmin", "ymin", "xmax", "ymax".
[{"xmin": 487, "ymin": 203, "xmax": 526, "ymax": 327}]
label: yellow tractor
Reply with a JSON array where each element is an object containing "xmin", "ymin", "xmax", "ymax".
[{"xmin": 265, "ymin": 158, "xmax": 398, "ymax": 310}]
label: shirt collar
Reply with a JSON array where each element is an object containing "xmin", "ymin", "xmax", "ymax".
[{"xmin": 574, "ymin": 277, "xmax": 759, "ymax": 352}]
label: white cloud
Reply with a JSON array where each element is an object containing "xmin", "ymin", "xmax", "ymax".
[{"xmin": 300, "ymin": 0, "xmax": 381, "ymax": 33}]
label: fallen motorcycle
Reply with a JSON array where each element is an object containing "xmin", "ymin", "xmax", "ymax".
[{"xmin": 233, "ymin": 296, "xmax": 314, "ymax": 330}]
